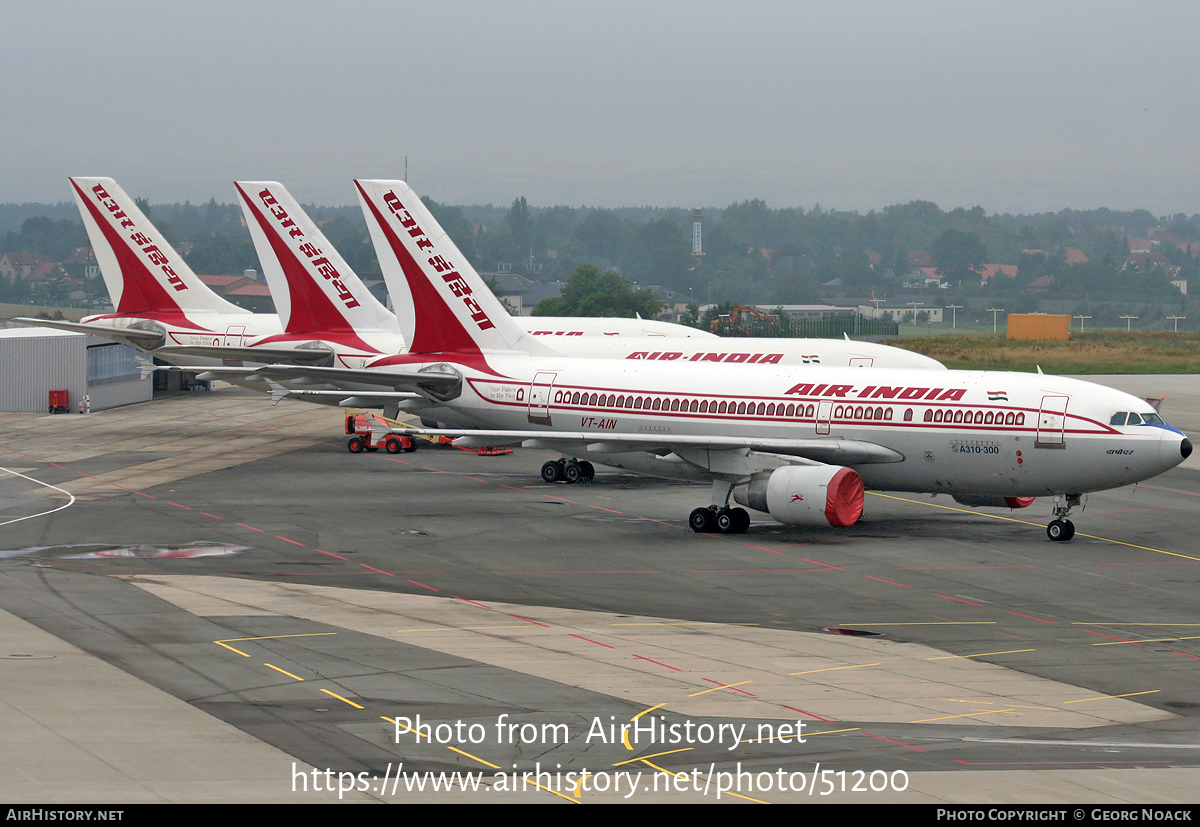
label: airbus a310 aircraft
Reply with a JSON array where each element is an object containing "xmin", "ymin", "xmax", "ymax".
[{"xmin": 242, "ymin": 179, "xmax": 1186, "ymax": 542}]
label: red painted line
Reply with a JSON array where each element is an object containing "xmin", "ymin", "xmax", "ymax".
[
  {"xmin": 511, "ymin": 570, "xmax": 659, "ymax": 574},
  {"xmin": 276, "ymin": 536, "xmax": 306, "ymax": 547},
  {"xmin": 863, "ymin": 732, "xmax": 926, "ymax": 751},
  {"xmin": 543, "ymin": 495, "xmax": 577, "ymax": 504},
  {"xmin": 134, "ymin": 492, "xmax": 158, "ymax": 500},
  {"xmin": 200, "ymin": 512, "xmax": 222, "ymax": 519},
  {"xmin": 691, "ymin": 568, "xmax": 828, "ymax": 573},
  {"xmin": 703, "ymin": 678, "xmax": 756, "ymax": 697},
  {"xmin": 166, "ymin": 501, "xmax": 192, "ymax": 510},
  {"xmin": 24, "ymin": 454, "xmax": 40, "ymax": 460},
  {"xmin": 454, "ymin": 596, "xmax": 493, "ymax": 609},
  {"xmin": 1005, "ymin": 611, "xmax": 1058, "ymax": 624},
  {"xmin": 316, "ymin": 549, "xmax": 349, "ymax": 560},
  {"xmin": 632, "ymin": 654, "xmax": 682, "ymax": 671},
  {"xmin": 780, "ymin": 704, "xmax": 834, "ymax": 722},
  {"xmin": 743, "ymin": 543, "xmax": 785, "ymax": 556},
  {"xmin": 570, "ymin": 634, "xmax": 614, "ymax": 649},
  {"xmin": 387, "ymin": 458, "xmax": 411, "ymax": 465},
  {"xmin": 933, "ymin": 593, "xmax": 984, "ymax": 606},
  {"xmin": 419, "ymin": 466, "xmax": 444, "ymax": 472},
  {"xmin": 508, "ymin": 614, "xmax": 551, "ymax": 628},
  {"xmin": 636, "ymin": 516, "xmax": 675, "ymax": 527},
  {"xmin": 48, "ymin": 463, "xmax": 68, "ymax": 469},
  {"xmin": 236, "ymin": 523, "xmax": 265, "ymax": 532},
  {"xmin": 106, "ymin": 482, "xmax": 128, "ymax": 489},
  {"xmin": 898, "ymin": 565, "xmax": 1035, "ymax": 571},
  {"xmin": 360, "ymin": 564, "xmax": 394, "ymax": 576},
  {"xmin": 589, "ymin": 506, "xmax": 623, "ymax": 514},
  {"xmin": 800, "ymin": 557, "xmax": 845, "ymax": 571},
  {"xmin": 1084, "ymin": 630, "xmax": 1136, "ymax": 642},
  {"xmin": 953, "ymin": 760, "xmax": 1172, "ymax": 766},
  {"xmin": 1172, "ymin": 651, "xmax": 1200, "ymax": 660},
  {"xmin": 408, "ymin": 580, "xmax": 439, "ymax": 592},
  {"xmin": 75, "ymin": 471, "xmax": 94, "ymax": 477},
  {"xmin": 500, "ymin": 485, "xmax": 530, "ymax": 493},
  {"xmin": 459, "ymin": 476, "xmax": 489, "ymax": 482},
  {"xmin": 865, "ymin": 575, "xmax": 911, "ymax": 588}
]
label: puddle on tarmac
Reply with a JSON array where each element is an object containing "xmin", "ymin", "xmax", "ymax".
[{"xmin": 0, "ymin": 541, "xmax": 249, "ymax": 560}]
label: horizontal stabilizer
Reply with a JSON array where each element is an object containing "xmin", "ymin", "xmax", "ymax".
[{"xmin": 10, "ymin": 317, "xmax": 166, "ymax": 348}]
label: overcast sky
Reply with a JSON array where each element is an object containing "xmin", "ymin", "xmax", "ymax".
[{"xmin": 5, "ymin": 1, "xmax": 1199, "ymax": 215}]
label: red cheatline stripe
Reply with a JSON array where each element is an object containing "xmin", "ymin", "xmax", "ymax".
[
  {"xmin": 360, "ymin": 564, "xmax": 393, "ymax": 576},
  {"xmin": 237, "ymin": 523, "xmax": 265, "ymax": 532},
  {"xmin": 276, "ymin": 536, "xmax": 306, "ymax": 547},
  {"xmin": 408, "ymin": 580, "xmax": 439, "ymax": 592},
  {"xmin": 743, "ymin": 543, "xmax": 785, "ymax": 556},
  {"xmin": 933, "ymin": 593, "xmax": 984, "ymax": 606},
  {"xmin": 863, "ymin": 732, "xmax": 926, "ymax": 751},
  {"xmin": 780, "ymin": 704, "xmax": 834, "ymax": 722},
  {"xmin": 865, "ymin": 575, "xmax": 911, "ymax": 588},
  {"xmin": 1005, "ymin": 611, "xmax": 1058, "ymax": 624},
  {"xmin": 316, "ymin": 549, "xmax": 348, "ymax": 560},
  {"xmin": 632, "ymin": 654, "xmax": 682, "ymax": 671},
  {"xmin": 570, "ymin": 634, "xmax": 614, "ymax": 649}
]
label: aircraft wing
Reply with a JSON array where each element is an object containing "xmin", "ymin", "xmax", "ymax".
[
  {"xmin": 153, "ymin": 344, "xmax": 337, "ymax": 365},
  {"xmin": 386, "ymin": 427, "xmax": 905, "ymax": 465},
  {"xmin": 147, "ymin": 363, "xmax": 462, "ymax": 395},
  {"xmin": 10, "ymin": 317, "xmax": 165, "ymax": 348}
]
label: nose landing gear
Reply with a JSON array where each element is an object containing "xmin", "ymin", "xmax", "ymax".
[{"xmin": 1047, "ymin": 493, "xmax": 1081, "ymax": 541}]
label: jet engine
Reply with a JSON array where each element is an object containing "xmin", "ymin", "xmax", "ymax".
[
  {"xmin": 732, "ymin": 465, "xmax": 864, "ymax": 527},
  {"xmin": 951, "ymin": 495, "xmax": 1035, "ymax": 509}
]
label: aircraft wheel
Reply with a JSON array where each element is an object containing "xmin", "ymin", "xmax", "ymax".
[
  {"xmin": 541, "ymin": 460, "xmax": 563, "ymax": 483},
  {"xmin": 347, "ymin": 437, "xmax": 365, "ymax": 454},
  {"xmin": 404, "ymin": 439, "xmax": 418, "ymax": 453},
  {"xmin": 1047, "ymin": 519, "xmax": 1075, "ymax": 541},
  {"xmin": 730, "ymin": 507, "xmax": 751, "ymax": 533},
  {"xmin": 384, "ymin": 437, "xmax": 402, "ymax": 454},
  {"xmin": 689, "ymin": 507, "xmax": 715, "ymax": 533},
  {"xmin": 563, "ymin": 461, "xmax": 583, "ymax": 484},
  {"xmin": 579, "ymin": 461, "xmax": 595, "ymax": 482},
  {"xmin": 715, "ymin": 509, "xmax": 736, "ymax": 534}
]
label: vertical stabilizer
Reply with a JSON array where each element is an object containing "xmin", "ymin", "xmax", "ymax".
[
  {"xmin": 69, "ymin": 177, "xmax": 248, "ymax": 325},
  {"xmin": 235, "ymin": 182, "xmax": 398, "ymax": 341},
  {"xmin": 356, "ymin": 179, "xmax": 556, "ymax": 357}
]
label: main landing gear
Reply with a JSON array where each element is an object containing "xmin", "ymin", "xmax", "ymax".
[
  {"xmin": 1047, "ymin": 493, "xmax": 1081, "ymax": 542},
  {"xmin": 689, "ymin": 480, "xmax": 750, "ymax": 534},
  {"xmin": 541, "ymin": 458, "xmax": 595, "ymax": 484}
]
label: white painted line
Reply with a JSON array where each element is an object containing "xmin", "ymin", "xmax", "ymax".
[{"xmin": 0, "ymin": 467, "xmax": 77, "ymax": 527}]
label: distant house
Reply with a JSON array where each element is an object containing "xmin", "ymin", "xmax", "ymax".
[
  {"xmin": 1063, "ymin": 247, "xmax": 1089, "ymax": 264},
  {"xmin": 0, "ymin": 251, "xmax": 56, "ymax": 281},
  {"xmin": 1171, "ymin": 276, "xmax": 1188, "ymax": 296},
  {"xmin": 978, "ymin": 264, "xmax": 1018, "ymax": 284},
  {"xmin": 906, "ymin": 250, "xmax": 932, "ymax": 268}
]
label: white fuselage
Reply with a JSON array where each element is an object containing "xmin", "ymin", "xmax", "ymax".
[{"xmin": 370, "ymin": 354, "xmax": 1188, "ymax": 497}]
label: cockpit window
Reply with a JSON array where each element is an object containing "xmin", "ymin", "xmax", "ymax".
[
  {"xmin": 1126, "ymin": 412, "xmax": 1142, "ymax": 425},
  {"xmin": 1142, "ymin": 412, "xmax": 1164, "ymax": 425},
  {"xmin": 1110, "ymin": 412, "xmax": 1127, "ymax": 426}
]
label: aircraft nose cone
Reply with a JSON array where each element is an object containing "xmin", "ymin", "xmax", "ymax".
[{"xmin": 1182, "ymin": 437, "xmax": 1193, "ymax": 461}]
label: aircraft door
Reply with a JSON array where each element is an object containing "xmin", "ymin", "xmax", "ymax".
[
  {"xmin": 1037, "ymin": 395, "xmax": 1069, "ymax": 446},
  {"xmin": 816, "ymin": 401, "xmax": 833, "ymax": 435},
  {"xmin": 222, "ymin": 325, "xmax": 247, "ymax": 347},
  {"xmin": 528, "ymin": 372, "xmax": 557, "ymax": 425}
]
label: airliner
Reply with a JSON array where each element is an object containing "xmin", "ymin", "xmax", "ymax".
[{"xmin": 234, "ymin": 179, "xmax": 1189, "ymax": 542}]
